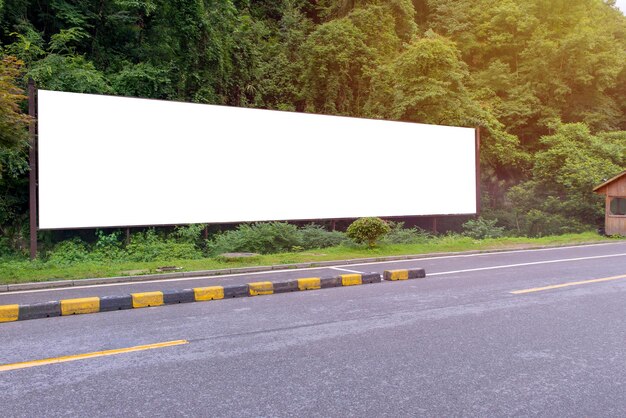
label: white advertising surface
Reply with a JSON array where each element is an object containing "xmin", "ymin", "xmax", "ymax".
[{"xmin": 37, "ymin": 90, "xmax": 477, "ymax": 229}]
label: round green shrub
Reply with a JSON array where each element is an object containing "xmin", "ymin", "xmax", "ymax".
[{"xmin": 346, "ymin": 217, "xmax": 390, "ymax": 248}]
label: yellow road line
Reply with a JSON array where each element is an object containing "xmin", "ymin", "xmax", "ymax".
[
  {"xmin": 511, "ymin": 274, "xmax": 626, "ymax": 294},
  {"xmin": 0, "ymin": 340, "xmax": 188, "ymax": 372}
]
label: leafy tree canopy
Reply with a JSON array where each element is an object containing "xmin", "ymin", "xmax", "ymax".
[{"xmin": 0, "ymin": 0, "xmax": 625, "ymax": 245}]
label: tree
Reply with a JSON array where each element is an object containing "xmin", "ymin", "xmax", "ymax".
[
  {"xmin": 0, "ymin": 56, "xmax": 29, "ymax": 150},
  {"xmin": 507, "ymin": 123, "xmax": 626, "ymax": 234},
  {"xmin": 365, "ymin": 34, "xmax": 478, "ymax": 125},
  {"xmin": 0, "ymin": 56, "xmax": 30, "ymax": 251},
  {"xmin": 300, "ymin": 17, "xmax": 375, "ymax": 115}
]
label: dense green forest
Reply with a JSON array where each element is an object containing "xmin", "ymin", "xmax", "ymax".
[{"xmin": 1, "ymin": 0, "xmax": 625, "ymax": 255}]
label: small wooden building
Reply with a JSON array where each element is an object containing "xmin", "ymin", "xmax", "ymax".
[{"xmin": 593, "ymin": 170, "xmax": 626, "ymax": 236}]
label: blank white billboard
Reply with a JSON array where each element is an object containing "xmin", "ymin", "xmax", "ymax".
[{"xmin": 37, "ymin": 90, "xmax": 477, "ymax": 229}]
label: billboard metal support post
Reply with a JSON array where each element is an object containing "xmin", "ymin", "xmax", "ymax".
[
  {"xmin": 475, "ymin": 126, "xmax": 481, "ymax": 217},
  {"xmin": 28, "ymin": 79, "xmax": 37, "ymax": 260}
]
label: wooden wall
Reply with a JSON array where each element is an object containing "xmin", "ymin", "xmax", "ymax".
[{"xmin": 602, "ymin": 176, "xmax": 626, "ymax": 236}]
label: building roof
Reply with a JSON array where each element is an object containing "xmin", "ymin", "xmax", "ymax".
[{"xmin": 593, "ymin": 170, "xmax": 626, "ymax": 193}]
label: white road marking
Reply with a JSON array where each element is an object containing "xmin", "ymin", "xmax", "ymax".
[
  {"xmin": 329, "ymin": 267, "xmax": 364, "ymax": 274},
  {"xmin": 428, "ymin": 252, "xmax": 626, "ymax": 277},
  {"xmin": 1, "ymin": 242, "xmax": 624, "ymax": 296}
]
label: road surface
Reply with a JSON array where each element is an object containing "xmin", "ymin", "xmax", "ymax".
[{"xmin": 1, "ymin": 241, "xmax": 626, "ymax": 416}]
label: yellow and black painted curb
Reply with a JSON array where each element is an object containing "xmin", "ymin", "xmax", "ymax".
[
  {"xmin": 0, "ymin": 269, "xmax": 426, "ymax": 323},
  {"xmin": 383, "ymin": 268, "xmax": 426, "ymax": 281}
]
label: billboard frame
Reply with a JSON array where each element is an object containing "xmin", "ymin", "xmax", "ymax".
[{"xmin": 28, "ymin": 86, "xmax": 481, "ymax": 260}]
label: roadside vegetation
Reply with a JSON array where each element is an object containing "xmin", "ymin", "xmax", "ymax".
[
  {"xmin": 0, "ymin": 1, "xmax": 624, "ymax": 277},
  {"xmin": 0, "ymin": 220, "xmax": 618, "ymax": 284}
]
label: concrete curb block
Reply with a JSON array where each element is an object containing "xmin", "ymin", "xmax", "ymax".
[
  {"xmin": 18, "ymin": 301, "xmax": 61, "ymax": 321},
  {"xmin": 321, "ymin": 277, "xmax": 342, "ymax": 288},
  {"xmin": 0, "ymin": 271, "xmax": 424, "ymax": 323},
  {"xmin": 223, "ymin": 284, "xmax": 249, "ymax": 299},
  {"xmin": 383, "ymin": 268, "xmax": 426, "ymax": 281},
  {"xmin": 163, "ymin": 289, "xmax": 195, "ymax": 305},
  {"xmin": 362, "ymin": 272, "xmax": 382, "ymax": 284},
  {"xmin": 99, "ymin": 295, "xmax": 132, "ymax": 312},
  {"xmin": 273, "ymin": 281, "xmax": 299, "ymax": 294},
  {"xmin": 0, "ymin": 240, "xmax": 613, "ymax": 293}
]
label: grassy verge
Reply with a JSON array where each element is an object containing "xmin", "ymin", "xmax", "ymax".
[{"xmin": 0, "ymin": 231, "xmax": 620, "ymax": 284}]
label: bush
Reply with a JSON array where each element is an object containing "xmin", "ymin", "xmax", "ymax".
[
  {"xmin": 47, "ymin": 238, "xmax": 90, "ymax": 265},
  {"xmin": 207, "ymin": 222, "xmax": 301, "ymax": 255},
  {"xmin": 522, "ymin": 210, "xmax": 587, "ymax": 237},
  {"xmin": 0, "ymin": 236, "xmax": 13, "ymax": 258},
  {"xmin": 462, "ymin": 217, "xmax": 505, "ymax": 239},
  {"xmin": 174, "ymin": 224, "xmax": 206, "ymax": 245},
  {"xmin": 298, "ymin": 224, "xmax": 347, "ymax": 249},
  {"xmin": 346, "ymin": 217, "xmax": 390, "ymax": 247},
  {"xmin": 125, "ymin": 229, "xmax": 201, "ymax": 261},
  {"xmin": 383, "ymin": 222, "xmax": 431, "ymax": 244},
  {"xmin": 91, "ymin": 230, "xmax": 125, "ymax": 261}
]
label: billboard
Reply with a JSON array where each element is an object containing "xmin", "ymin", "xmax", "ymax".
[{"xmin": 37, "ymin": 90, "xmax": 477, "ymax": 229}]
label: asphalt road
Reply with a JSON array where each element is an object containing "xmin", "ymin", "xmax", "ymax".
[{"xmin": 1, "ymin": 241, "xmax": 626, "ymax": 417}]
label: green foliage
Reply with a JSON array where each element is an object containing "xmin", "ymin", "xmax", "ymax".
[
  {"xmin": 27, "ymin": 54, "xmax": 111, "ymax": 93},
  {"xmin": 111, "ymin": 63, "xmax": 172, "ymax": 99},
  {"xmin": 366, "ymin": 34, "xmax": 477, "ymax": 126},
  {"xmin": 44, "ymin": 230, "xmax": 202, "ymax": 264},
  {"xmin": 301, "ymin": 17, "xmax": 375, "ymax": 115},
  {"xmin": 462, "ymin": 217, "xmax": 505, "ymax": 239},
  {"xmin": 207, "ymin": 222, "xmax": 302, "ymax": 255},
  {"xmin": 47, "ymin": 238, "xmax": 90, "ymax": 265},
  {"xmin": 1, "ymin": 231, "xmax": 609, "ymax": 284},
  {"xmin": 0, "ymin": 56, "xmax": 30, "ymax": 252},
  {"xmin": 382, "ymin": 222, "xmax": 431, "ymax": 244},
  {"xmin": 298, "ymin": 224, "xmax": 348, "ymax": 248},
  {"xmin": 125, "ymin": 229, "xmax": 202, "ymax": 262},
  {"xmin": 0, "ymin": 122, "xmax": 28, "ymax": 225},
  {"xmin": 346, "ymin": 217, "xmax": 390, "ymax": 247},
  {"xmin": 0, "ymin": 0, "xmax": 625, "ymax": 247},
  {"xmin": 4, "ymin": 26, "xmax": 46, "ymax": 65},
  {"xmin": 0, "ymin": 56, "xmax": 29, "ymax": 150},
  {"xmin": 256, "ymin": 2, "xmax": 312, "ymax": 110},
  {"xmin": 347, "ymin": 6, "xmax": 402, "ymax": 59},
  {"xmin": 48, "ymin": 27, "xmax": 89, "ymax": 54},
  {"xmin": 91, "ymin": 230, "xmax": 125, "ymax": 261},
  {"xmin": 516, "ymin": 209, "xmax": 587, "ymax": 238},
  {"xmin": 507, "ymin": 123, "xmax": 625, "ymax": 235},
  {"xmin": 0, "ymin": 235, "xmax": 14, "ymax": 257},
  {"xmin": 174, "ymin": 224, "xmax": 207, "ymax": 244},
  {"xmin": 206, "ymin": 222, "xmax": 349, "ymax": 255}
]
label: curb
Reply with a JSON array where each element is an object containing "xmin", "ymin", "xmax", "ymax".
[
  {"xmin": 0, "ymin": 269, "xmax": 426, "ymax": 323},
  {"xmin": 0, "ymin": 240, "xmax": 614, "ymax": 293}
]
